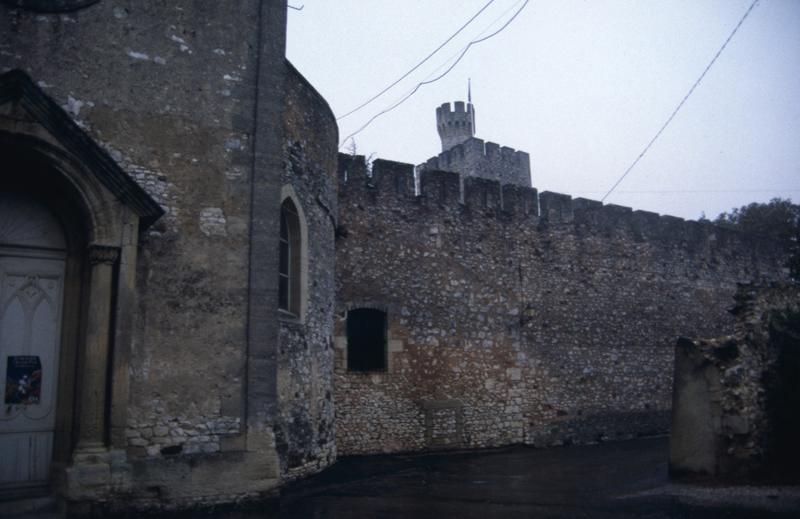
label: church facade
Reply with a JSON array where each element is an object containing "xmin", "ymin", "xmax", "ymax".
[
  {"xmin": 0, "ymin": 0, "xmax": 789, "ymax": 513},
  {"xmin": 1, "ymin": 0, "xmax": 338, "ymax": 511}
]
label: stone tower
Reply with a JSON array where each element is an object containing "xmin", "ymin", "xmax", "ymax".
[
  {"xmin": 436, "ymin": 101, "xmax": 475, "ymax": 152},
  {"xmin": 424, "ymin": 97, "xmax": 532, "ymax": 188}
]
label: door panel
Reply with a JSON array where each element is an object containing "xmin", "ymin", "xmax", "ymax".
[
  {"xmin": 0, "ymin": 431, "xmax": 53, "ymax": 484},
  {"xmin": 0, "ymin": 255, "xmax": 65, "ymax": 485}
]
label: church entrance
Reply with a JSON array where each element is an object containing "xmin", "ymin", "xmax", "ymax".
[
  {"xmin": 0, "ymin": 193, "xmax": 67, "ymax": 491},
  {"xmin": 0, "ymin": 71, "xmax": 164, "ymax": 503}
]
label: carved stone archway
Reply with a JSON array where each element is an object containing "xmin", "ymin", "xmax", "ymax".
[{"xmin": 0, "ymin": 70, "xmax": 162, "ymax": 500}]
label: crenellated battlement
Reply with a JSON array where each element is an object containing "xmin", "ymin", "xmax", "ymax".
[
  {"xmin": 436, "ymin": 101, "xmax": 475, "ymax": 151},
  {"xmin": 420, "ymin": 137, "xmax": 531, "ymax": 188},
  {"xmin": 337, "ymin": 153, "xmax": 784, "ymax": 253},
  {"xmin": 429, "ymin": 98, "xmax": 531, "ymax": 188}
]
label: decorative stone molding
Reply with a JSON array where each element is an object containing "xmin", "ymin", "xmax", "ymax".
[{"xmin": 88, "ymin": 244, "xmax": 119, "ymax": 265}]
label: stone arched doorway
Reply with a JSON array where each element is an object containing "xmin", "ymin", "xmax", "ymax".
[{"xmin": 0, "ymin": 70, "xmax": 163, "ymax": 501}]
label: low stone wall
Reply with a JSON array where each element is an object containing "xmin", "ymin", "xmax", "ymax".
[{"xmin": 670, "ymin": 282, "xmax": 800, "ymax": 481}]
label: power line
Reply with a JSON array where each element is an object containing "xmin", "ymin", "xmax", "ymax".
[
  {"xmin": 337, "ymin": 0, "xmax": 496, "ymax": 121},
  {"xmin": 339, "ymin": 0, "xmax": 530, "ymax": 149},
  {"xmin": 573, "ymin": 189, "xmax": 800, "ymax": 195},
  {"xmin": 601, "ymin": 0, "xmax": 760, "ymax": 203},
  {"xmin": 386, "ymin": 0, "xmax": 525, "ymax": 108}
]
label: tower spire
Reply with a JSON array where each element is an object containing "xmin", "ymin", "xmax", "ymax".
[{"xmin": 468, "ymin": 79, "xmax": 475, "ymax": 134}]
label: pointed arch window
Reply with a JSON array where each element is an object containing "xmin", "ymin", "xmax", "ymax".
[{"xmin": 278, "ymin": 195, "xmax": 305, "ymax": 317}]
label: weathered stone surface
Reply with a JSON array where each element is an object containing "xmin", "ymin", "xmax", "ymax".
[{"xmin": 274, "ymin": 61, "xmax": 338, "ymax": 481}]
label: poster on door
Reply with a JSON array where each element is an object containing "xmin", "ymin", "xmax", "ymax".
[{"xmin": 4, "ymin": 356, "xmax": 42, "ymax": 405}]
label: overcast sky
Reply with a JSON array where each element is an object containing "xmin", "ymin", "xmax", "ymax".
[{"xmin": 286, "ymin": 0, "xmax": 799, "ymax": 220}]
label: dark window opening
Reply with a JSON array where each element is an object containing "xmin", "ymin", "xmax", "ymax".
[{"xmin": 347, "ymin": 308, "xmax": 387, "ymax": 371}]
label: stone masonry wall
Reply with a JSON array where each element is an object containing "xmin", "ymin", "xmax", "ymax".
[
  {"xmin": 275, "ymin": 61, "xmax": 338, "ymax": 481},
  {"xmin": 334, "ymin": 155, "xmax": 788, "ymax": 456}
]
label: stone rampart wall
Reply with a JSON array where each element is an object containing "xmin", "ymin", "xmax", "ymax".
[{"xmin": 334, "ymin": 154, "xmax": 788, "ymax": 456}]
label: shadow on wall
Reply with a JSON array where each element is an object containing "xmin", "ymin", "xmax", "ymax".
[{"xmin": 765, "ymin": 306, "xmax": 800, "ymax": 481}]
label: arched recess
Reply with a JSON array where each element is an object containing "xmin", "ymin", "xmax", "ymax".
[
  {"xmin": 0, "ymin": 70, "xmax": 162, "ymax": 499},
  {"xmin": 2, "ymin": 144, "xmax": 91, "ymax": 477},
  {"xmin": 279, "ymin": 185, "xmax": 308, "ymax": 322}
]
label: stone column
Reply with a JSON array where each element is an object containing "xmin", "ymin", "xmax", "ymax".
[{"xmin": 75, "ymin": 244, "xmax": 119, "ymax": 454}]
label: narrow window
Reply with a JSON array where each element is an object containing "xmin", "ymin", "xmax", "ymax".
[
  {"xmin": 347, "ymin": 308, "xmax": 387, "ymax": 372},
  {"xmin": 278, "ymin": 198, "xmax": 301, "ymax": 315}
]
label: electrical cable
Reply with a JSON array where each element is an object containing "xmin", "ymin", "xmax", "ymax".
[
  {"xmin": 337, "ymin": 0, "xmax": 496, "ymax": 121},
  {"xmin": 573, "ymin": 189, "xmax": 800, "ymax": 195},
  {"xmin": 357, "ymin": 0, "xmax": 523, "ymax": 127},
  {"xmin": 339, "ymin": 0, "xmax": 530, "ymax": 149},
  {"xmin": 600, "ymin": 0, "xmax": 760, "ymax": 202}
]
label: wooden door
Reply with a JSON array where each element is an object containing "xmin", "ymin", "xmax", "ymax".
[{"xmin": 0, "ymin": 194, "xmax": 66, "ymax": 489}]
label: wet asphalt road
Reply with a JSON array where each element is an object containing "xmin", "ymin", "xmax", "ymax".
[{"xmin": 154, "ymin": 436, "xmax": 800, "ymax": 519}]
